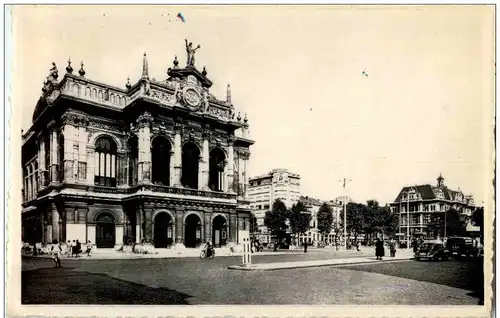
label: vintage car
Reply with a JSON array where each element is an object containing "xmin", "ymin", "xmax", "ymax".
[
  {"xmin": 446, "ymin": 237, "xmax": 478, "ymax": 259},
  {"xmin": 415, "ymin": 242, "xmax": 449, "ymax": 261}
]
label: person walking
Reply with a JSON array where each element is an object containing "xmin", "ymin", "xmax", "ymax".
[
  {"xmin": 375, "ymin": 238, "xmax": 385, "ymax": 260},
  {"xmin": 51, "ymin": 240, "xmax": 62, "ymax": 268},
  {"xmin": 303, "ymin": 241, "xmax": 308, "ymax": 253},
  {"xmin": 76, "ymin": 239, "xmax": 82, "ymax": 257},
  {"xmin": 85, "ymin": 241, "xmax": 93, "ymax": 256},
  {"xmin": 390, "ymin": 239, "xmax": 397, "ymax": 257}
]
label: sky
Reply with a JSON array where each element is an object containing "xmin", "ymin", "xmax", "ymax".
[{"xmin": 12, "ymin": 5, "xmax": 495, "ymax": 206}]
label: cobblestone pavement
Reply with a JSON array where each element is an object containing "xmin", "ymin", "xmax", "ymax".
[{"xmin": 22, "ymin": 252, "xmax": 481, "ymax": 305}]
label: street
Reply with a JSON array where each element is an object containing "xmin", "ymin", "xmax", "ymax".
[{"xmin": 22, "ymin": 250, "xmax": 483, "ymax": 305}]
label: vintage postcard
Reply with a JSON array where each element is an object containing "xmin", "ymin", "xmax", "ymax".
[{"xmin": 6, "ymin": 4, "xmax": 495, "ymax": 317}]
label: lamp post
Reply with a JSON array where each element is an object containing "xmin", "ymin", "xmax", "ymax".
[{"xmin": 339, "ymin": 178, "xmax": 351, "ymax": 250}]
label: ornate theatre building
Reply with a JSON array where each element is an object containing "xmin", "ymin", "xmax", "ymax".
[{"xmin": 21, "ymin": 40, "xmax": 254, "ymax": 249}]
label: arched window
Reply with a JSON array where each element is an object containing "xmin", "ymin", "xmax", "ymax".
[
  {"xmin": 181, "ymin": 142, "xmax": 200, "ymax": 189},
  {"xmin": 152, "ymin": 136, "xmax": 171, "ymax": 186},
  {"xmin": 58, "ymin": 134, "xmax": 65, "ymax": 181},
  {"xmin": 127, "ymin": 136, "xmax": 138, "ymax": 186},
  {"xmin": 94, "ymin": 136, "xmax": 117, "ymax": 187},
  {"xmin": 209, "ymin": 148, "xmax": 225, "ymax": 191}
]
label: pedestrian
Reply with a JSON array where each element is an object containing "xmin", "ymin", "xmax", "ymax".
[
  {"xmin": 375, "ymin": 238, "xmax": 385, "ymax": 260},
  {"xmin": 303, "ymin": 241, "xmax": 308, "ymax": 253},
  {"xmin": 71, "ymin": 240, "xmax": 77, "ymax": 257},
  {"xmin": 273, "ymin": 239, "xmax": 278, "ymax": 252},
  {"xmin": 85, "ymin": 241, "xmax": 93, "ymax": 256},
  {"xmin": 51, "ymin": 240, "xmax": 62, "ymax": 268},
  {"xmin": 390, "ymin": 239, "xmax": 396, "ymax": 257},
  {"xmin": 356, "ymin": 240, "xmax": 360, "ymax": 252},
  {"xmin": 76, "ymin": 239, "xmax": 82, "ymax": 257}
]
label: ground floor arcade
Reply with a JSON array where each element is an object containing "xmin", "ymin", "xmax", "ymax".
[{"xmin": 22, "ymin": 197, "xmax": 252, "ymax": 249}]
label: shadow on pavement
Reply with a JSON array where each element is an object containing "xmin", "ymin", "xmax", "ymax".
[
  {"xmin": 22, "ymin": 267, "xmax": 192, "ymax": 305},
  {"xmin": 338, "ymin": 258, "xmax": 484, "ymax": 304}
]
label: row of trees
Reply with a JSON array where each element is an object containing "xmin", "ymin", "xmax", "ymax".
[
  {"xmin": 255, "ymin": 198, "xmax": 484, "ymax": 244},
  {"xmin": 260, "ymin": 198, "xmax": 399, "ymax": 244}
]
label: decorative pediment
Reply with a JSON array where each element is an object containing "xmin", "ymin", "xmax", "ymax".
[{"xmin": 167, "ymin": 66, "xmax": 213, "ymax": 89}]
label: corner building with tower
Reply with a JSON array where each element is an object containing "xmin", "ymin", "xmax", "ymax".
[{"xmin": 21, "ymin": 42, "xmax": 254, "ymax": 250}]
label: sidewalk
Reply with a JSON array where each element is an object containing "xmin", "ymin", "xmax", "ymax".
[
  {"xmin": 21, "ymin": 247, "xmax": 295, "ymax": 260},
  {"xmin": 227, "ymin": 249, "xmax": 415, "ymax": 271}
]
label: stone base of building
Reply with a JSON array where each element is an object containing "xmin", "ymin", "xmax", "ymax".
[{"xmin": 21, "ymin": 195, "xmax": 252, "ymax": 250}]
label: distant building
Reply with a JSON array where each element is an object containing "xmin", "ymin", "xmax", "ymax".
[
  {"xmin": 296, "ymin": 196, "xmax": 344, "ymax": 245},
  {"xmin": 389, "ymin": 174, "xmax": 477, "ymax": 241},
  {"xmin": 248, "ymin": 169, "xmax": 301, "ymax": 242}
]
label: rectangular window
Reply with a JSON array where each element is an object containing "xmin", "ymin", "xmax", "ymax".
[
  {"xmin": 78, "ymin": 162, "xmax": 87, "ymax": 180},
  {"xmin": 110, "ymin": 154, "xmax": 115, "ymax": 178}
]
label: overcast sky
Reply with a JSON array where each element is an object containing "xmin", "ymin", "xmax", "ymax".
[{"xmin": 12, "ymin": 5, "xmax": 494, "ymax": 205}]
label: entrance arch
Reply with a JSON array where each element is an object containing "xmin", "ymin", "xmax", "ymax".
[
  {"xmin": 96, "ymin": 213, "xmax": 115, "ymax": 248},
  {"xmin": 184, "ymin": 213, "xmax": 202, "ymax": 248},
  {"xmin": 212, "ymin": 215, "xmax": 228, "ymax": 247},
  {"xmin": 154, "ymin": 212, "xmax": 174, "ymax": 248}
]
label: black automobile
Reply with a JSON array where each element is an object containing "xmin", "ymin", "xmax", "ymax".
[
  {"xmin": 415, "ymin": 242, "xmax": 448, "ymax": 261},
  {"xmin": 446, "ymin": 237, "xmax": 477, "ymax": 259}
]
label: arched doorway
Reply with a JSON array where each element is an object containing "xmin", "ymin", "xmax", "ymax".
[
  {"xmin": 184, "ymin": 214, "xmax": 202, "ymax": 248},
  {"xmin": 181, "ymin": 142, "xmax": 200, "ymax": 189},
  {"xmin": 152, "ymin": 136, "xmax": 171, "ymax": 186},
  {"xmin": 154, "ymin": 212, "xmax": 174, "ymax": 248},
  {"xmin": 212, "ymin": 215, "xmax": 227, "ymax": 247},
  {"xmin": 96, "ymin": 213, "xmax": 115, "ymax": 248},
  {"xmin": 209, "ymin": 148, "xmax": 226, "ymax": 191}
]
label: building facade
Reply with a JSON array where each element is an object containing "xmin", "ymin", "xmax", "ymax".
[
  {"xmin": 248, "ymin": 169, "xmax": 301, "ymax": 242},
  {"xmin": 390, "ymin": 174, "xmax": 477, "ymax": 241},
  {"xmin": 297, "ymin": 197, "xmax": 344, "ymax": 245},
  {"xmin": 21, "ymin": 43, "xmax": 254, "ymax": 249}
]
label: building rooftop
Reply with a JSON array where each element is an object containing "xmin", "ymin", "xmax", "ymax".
[
  {"xmin": 391, "ymin": 174, "xmax": 474, "ymax": 206},
  {"xmin": 249, "ymin": 168, "xmax": 301, "ymax": 181}
]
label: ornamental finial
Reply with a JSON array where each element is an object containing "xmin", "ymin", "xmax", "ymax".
[
  {"xmin": 226, "ymin": 83, "xmax": 231, "ymax": 104},
  {"xmin": 78, "ymin": 61, "xmax": 86, "ymax": 76},
  {"xmin": 66, "ymin": 57, "xmax": 73, "ymax": 74},
  {"xmin": 237, "ymin": 112, "xmax": 241, "ymax": 121},
  {"xmin": 173, "ymin": 55, "xmax": 179, "ymax": 68},
  {"xmin": 126, "ymin": 77, "xmax": 131, "ymax": 90},
  {"xmin": 244, "ymin": 113, "xmax": 248, "ymax": 124},
  {"xmin": 202, "ymin": 66, "xmax": 207, "ymax": 76},
  {"xmin": 142, "ymin": 52, "xmax": 149, "ymax": 78}
]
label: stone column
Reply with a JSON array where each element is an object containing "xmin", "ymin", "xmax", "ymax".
[
  {"xmin": 169, "ymin": 151, "xmax": 175, "ymax": 186},
  {"xmin": 78, "ymin": 125, "xmax": 88, "ymax": 181},
  {"xmin": 173, "ymin": 126, "xmax": 182, "ymax": 187},
  {"xmin": 204, "ymin": 211, "xmax": 212, "ymax": 243},
  {"xmin": 143, "ymin": 207, "xmax": 153, "ymax": 243},
  {"xmin": 37, "ymin": 137, "xmax": 46, "ymax": 188},
  {"xmin": 116, "ymin": 151, "xmax": 126, "ymax": 187},
  {"xmin": 51, "ymin": 204, "xmax": 60, "ymax": 243},
  {"xmin": 62, "ymin": 124, "xmax": 75, "ymax": 182},
  {"xmin": 229, "ymin": 214, "xmax": 237, "ymax": 243},
  {"xmin": 86, "ymin": 145, "xmax": 95, "ymax": 185},
  {"xmin": 227, "ymin": 140, "xmax": 235, "ymax": 193},
  {"xmin": 237, "ymin": 155, "xmax": 244, "ymax": 198},
  {"xmin": 201, "ymin": 137, "xmax": 210, "ymax": 190},
  {"xmin": 49, "ymin": 124, "xmax": 59, "ymax": 183},
  {"xmin": 137, "ymin": 112, "xmax": 152, "ymax": 183},
  {"xmin": 243, "ymin": 155, "xmax": 249, "ymax": 199},
  {"xmin": 175, "ymin": 209, "xmax": 184, "ymax": 244},
  {"xmin": 198, "ymin": 157, "xmax": 204, "ymax": 190},
  {"xmin": 223, "ymin": 161, "xmax": 229, "ymax": 192},
  {"xmin": 136, "ymin": 210, "xmax": 142, "ymax": 243}
]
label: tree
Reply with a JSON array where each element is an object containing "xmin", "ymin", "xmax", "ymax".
[
  {"xmin": 381, "ymin": 206, "xmax": 399, "ymax": 238},
  {"xmin": 427, "ymin": 213, "xmax": 444, "ymax": 238},
  {"xmin": 317, "ymin": 203, "xmax": 334, "ymax": 242},
  {"xmin": 346, "ymin": 202, "xmax": 365, "ymax": 242},
  {"xmin": 264, "ymin": 199, "xmax": 289, "ymax": 240},
  {"xmin": 472, "ymin": 207, "xmax": 484, "ymax": 244},
  {"xmin": 288, "ymin": 201, "xmax": 311, "ymax": 241},
  {"xmin": 249, "ymin": 213, "xmax": 259, "ymax": 235},
  {"xmin": 444, "ymin": 207, "xmax": 467, "ymax": 237}
]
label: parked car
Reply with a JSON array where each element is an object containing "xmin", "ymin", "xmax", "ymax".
[
  {"xmin": 415, "ymin": 242, "xmax": 448, "ymax": 261},
  {"xmin": 446, "ymin": 237, "xmax": 477, "ymax": 259}
]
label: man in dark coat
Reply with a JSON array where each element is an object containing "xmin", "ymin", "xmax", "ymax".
[{"xmin": 375, "ymin": 238, "xmax": 385, "ymax": 260}]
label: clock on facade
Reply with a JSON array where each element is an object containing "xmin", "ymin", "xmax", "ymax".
[{"xmin": 183, "ymin": 87, "xmax": 201, "ymax": 111}]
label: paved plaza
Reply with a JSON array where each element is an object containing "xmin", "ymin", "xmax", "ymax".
[{"xmin": 22, "ymin": 248, "xmax": 483, "ymax": 305}]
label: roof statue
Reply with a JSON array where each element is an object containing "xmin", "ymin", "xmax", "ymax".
[
  {"xmin": 49, "ymin": 62, "xmax": 58, "ymax": 81},
  {"xmin": 185, "ymin": 39, "xmax": 201, "ymax": 67}
]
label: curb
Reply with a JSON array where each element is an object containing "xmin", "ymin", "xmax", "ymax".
[{"xmin": 227, "ymin": 257, "xmax": 414, "ymax": 271}]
